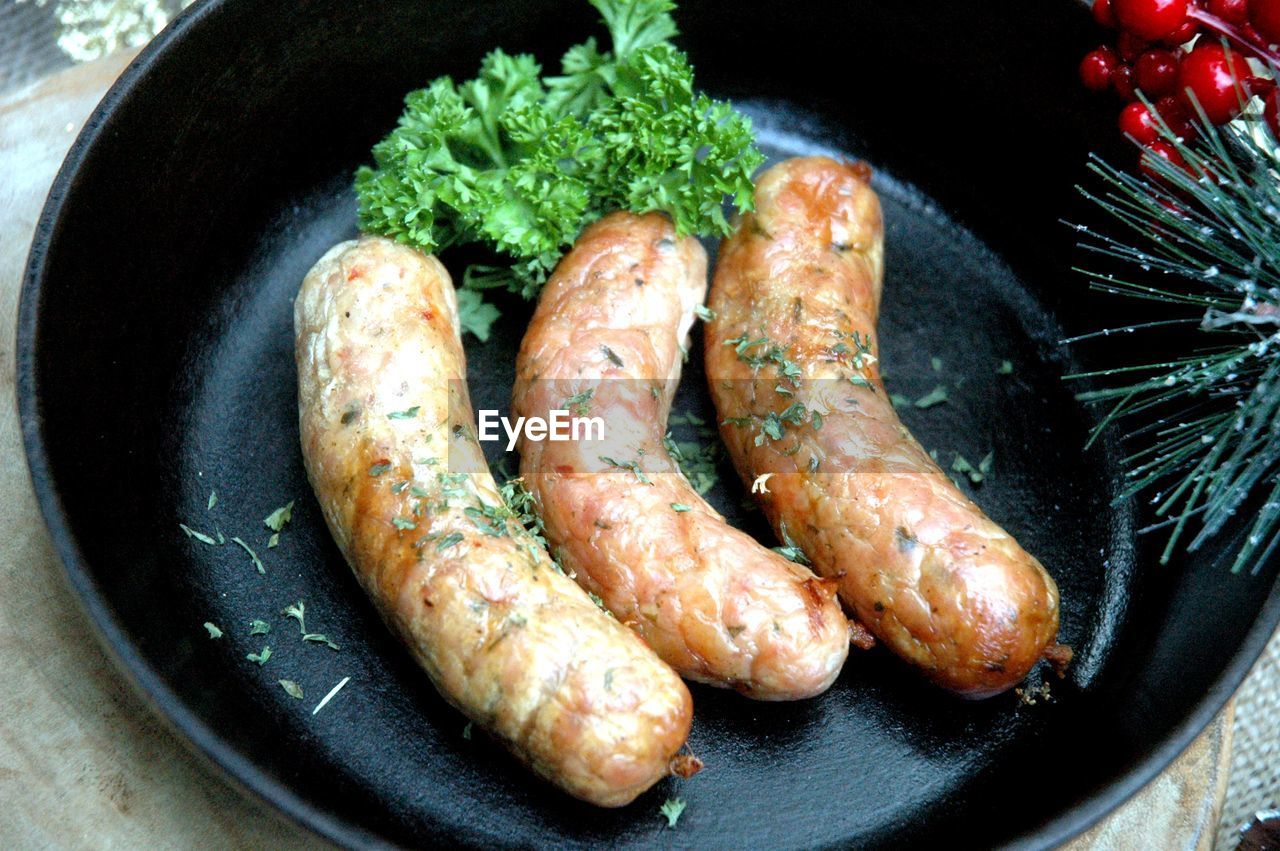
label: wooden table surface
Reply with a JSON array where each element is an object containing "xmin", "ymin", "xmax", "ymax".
[{"xmin": 0, "ymin": 50, "xmax": 1233, "ymax": 850}]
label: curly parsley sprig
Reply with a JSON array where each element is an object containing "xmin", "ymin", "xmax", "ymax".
[{"xmin": 354, "ymin": 0, "xmax": 763, "ymax": 311}]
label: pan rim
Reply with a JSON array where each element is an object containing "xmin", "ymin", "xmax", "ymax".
[{"xmin": 14, "ymin": 0, "xmax": 1280, "ymax": 847}]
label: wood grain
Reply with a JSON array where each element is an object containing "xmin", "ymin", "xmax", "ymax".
[{"xmin": 0, "ymin": 51, "xmax": 1231, "ymax": 850}]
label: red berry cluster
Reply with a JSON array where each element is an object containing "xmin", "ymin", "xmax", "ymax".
[{"xmin": 1080, "ymin": 0, "xmax": 1280, "ymax": 166}]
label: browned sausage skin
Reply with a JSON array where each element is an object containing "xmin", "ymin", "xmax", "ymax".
[
  {"xmin": 513, "ymin": 212, "xmax": 850, "ymax": 701},
  {"xmin": 705, "ymin": 157, "xmax": 1063, "ymax": 698},
  {"xmin": 296, "ymin": 236, "xmax": 692, "ymax": 806}
]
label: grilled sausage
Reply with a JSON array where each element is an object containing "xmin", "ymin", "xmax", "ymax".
[
  {"xmin": 295, "ymin": 236, "xmax": 693, "ymax": 806},
  {"xmin": 705, "ymin": 157, "xmax": 1063, "ymax": 698},
  {"xmin": 513, "ymin": 212, "xmax": 850, "ymax": 701}
]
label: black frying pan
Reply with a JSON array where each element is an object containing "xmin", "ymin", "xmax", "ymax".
[{"xmin": 17, "ymin": 0, "xmax": 1280, "ymax": 847}]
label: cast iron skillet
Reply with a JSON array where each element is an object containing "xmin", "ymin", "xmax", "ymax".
[{"xmin": 17, "ymin": 0, "xmax": 1280, "ymax": 847}]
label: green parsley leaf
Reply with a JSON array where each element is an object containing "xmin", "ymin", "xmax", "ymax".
[
  {"xmin": 207, "ymin": 491, "xmax": 218, "ymax": 511},
  {"xmin": 369, "ymin": 462, "xmax": 392, "ymax": 477},
  {"xmin": 600, "ymin": 455, "xmax": 651, "ymax": 484},
  {"xmin": 462, "ymin": 720, "xmax": 474, "ymax": 740},
  {"xmin": 694, "ymin": 304, "xmax": 716, "ymax": 322},
  {"xmin": 952, "ymin": 453, "xmax": 990, "ymax": 485},
  {"xmin": 392, "ymin": 517, "xmax": 417, "ymax": 531},
  {"xmin": 564, "ymin": 389, "xmax": 594, "ymax": 416},
  {"xmin": 231, "ymin": 537, "xmax": 266, "ymax": 575},
  {"xmin": 279, "ymin": 680, "xmax": 304, "ymax": 699},
  {"xmin": 998, "ymin": 359, "xmax": 1014, "ymax": 375},
  {"xmin": 456, "ymin": 289, "xmax": 501, "ymax": 341},
  {"xmin": 387, "ymin": 406, "xmax": 421, "ymax": 420},
  {"xmin": 914, "ymin": 385, "xmax": 949, "ymax": 409},
  {"xmin": 670, "ymin": 503, "xmax": 692, "ymax": 512},
  {"xmin": 282, "ymin": 601, "xmax": 306, "ymax": 633},
  {"xmin": 203, "ymin": 622, "xmax": 223, "ymax": 639},
  {"xmin": 249, "ymin": 619, "xmax": 271, "ymax": 636},
  {"xmin": 931, "ymin": 356, "xmax": 943, "ymax": 372},
  {"xmin": 179, "ymin": 523, "xmax": 219, "ymax": 546},
  {"xmin": 659, "ymin": 797, "xmax": 687, "ymax": 828},
  {"xmin": 264, "ymin": 500, "xmax": 294, "ymax": 532},
  {"xmin": 772, "ymin": 521, "xmax": 811, "ymax": 565},
  {"xmin": 246, "ymin": 646, "xmax": 272, "ymax": 666},
  {"xmin": 303, "ymin": 633, "xmax": 341, "ymax": 651},
  {"xmin": 354, "ymin": 0, "xmax": 762, "ymax": 301},
  {"xmin": 437, "ymin": 532, "xmax": 465, "ymax": 551}
]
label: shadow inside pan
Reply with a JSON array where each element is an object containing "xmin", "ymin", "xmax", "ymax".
[{"xmin": 19, "ymin": 1, "xmax": 1280, "ymax": 848}]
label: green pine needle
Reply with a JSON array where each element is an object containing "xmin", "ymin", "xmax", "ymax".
[{"xmin": 1071, "ymin": 91, "xmax": 1280, "ymax": 575}]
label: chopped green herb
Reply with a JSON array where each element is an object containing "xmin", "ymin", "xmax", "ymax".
[
  {"xmin": 457, "ymin": 288, "xmax": 501, "ymax": 341},
  {"xmin": 659, "ymin": 797, "xmax": 687, "ymax": 828},
  {"xmin": 462, "ymin": 721, "xmax": 474, "ymax": 740},
  {"xmin": 437, "ymin": 532, "xmax": 465, "ymax": 551},
  {"xmin": 179, "ymin": 523, "xmax": 219, "ymax": 546},
  {"xmin": 811, "ymin": 410, "xmax": 823, "ymax": 431},
  {"xmin": 267, "ymin": 533, "xmax": 280, "ymax": 549},
  {"xmin": 283, "ymin": 601, "xmax": 306, "ymax": 631},
  {"xmin": 264, "ymin": 500, "xmax": 294, "ymax": 532},
  {"xmin": 931, "ymin": 356, "xmax": 943, "ymax": 372},
  {"xmin": 392, "ymin": 517, "xmax": 417, "ymax": 531},
  {"xmin": 914, "ymin": 385, "xmax": 949, "ymax": 409},
  {"xmin": 564, "ymin": 389, "xmax": 594, "ymax": 416},
  {"xmin": 663, "ymin": 432, "xmax": 721, "ymax": 496},
  {"xmin": 694, "ymin": 304, "xmax": 716, "ymax": 322},
  {"xmin": 231, "ymin": 537, "xmax": 266, "ymax": 575},
  {"xmin": 889, "ymin": 392, "xmax": 911, "ymax": 408},
  {"xmin": 387, "ymin": 406, "xmax": 421, "ymax": 420},
  {"xmin": 600, "ymin": 456, "xmax": 651, "ymax": 484},
  {"xmin": 203, "ymin": 622, "xmax": 223, "ymax": 639},
  {"xmin": 249, "ymin": 619, "xmax": 271, "ymax": 636},
  {"xmin": 207, "ymin": 491, "xmax": 218, "ymax": 511},
  {"xmin": 998, "ymin": 359, "xmax": 1014, "ymax": 375},
  {"xmin": 369, "ymin": 462, "xmax": 393, "ymax": 477},
  {"xmin": 588, "ymin": 591, "xmax": 611, "ymax": 613},
  {"xmin": 952, "ymin": 453, "xmax": 990, "ymax": 485},
  {"xmin": 772, "ymin": 521, "xmax": 810, "ymax": 565},
  {"xmin": 279, "ymin": 680, "xmax": 304, "ymax": 699},
  {"xmin": 246, "ymin": 646, "xmax": 272, "ymax": 666},
  {"xmin": 670, "ymin": 503, "xmax": 692, "ymax": 513},
  {"xmin": 303, "ymin": 634, "xmax": 341, "ymax": 651}
]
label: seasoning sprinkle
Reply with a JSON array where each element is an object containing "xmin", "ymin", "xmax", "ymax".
[{"xmin": 312, "ymin": 676, "xmax": 351, "ymax": 716}]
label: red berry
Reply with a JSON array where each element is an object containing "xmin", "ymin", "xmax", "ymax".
[
  {"xmin": 1120, "ymin": 102, "xmax": 1161, "ymax": 143},
  {"xmin": 1114, "ymin": 0, "xmax": 1190, "ymax": 40},
  {"xmin": 1117, "ymin": 31, "xmax": 1150, "ymax": 62},
  {"xmin": 1266, "ymin": 90, "xmax": 1280, "ymax": 137},
  {"xmin": 1094, "ymin": 0, "xmax": 1118, "ymax": 26},
  {"xmin": 1162, "ymin": 18, "xmax": 1200, "ymax": 45},
  {"xmin": 1250, "ymin": 76, "xmax": 1279, "ymax": 97},
  {"xmin": 1081, "ymin": 46, "xmax": 1120, "ymax": 90},
  {"xmin": 1208, "ymin": 0, "xmax": 1247, "ymax": 25},
  {"xmin": 1140, "ymin": 139, "xmax": 1188, "ymax": 182},
  {"xmin": 1155, "ymin": 95, "xmax": 1194, "ymax": 137},
  {"xmin": 1135, "ymin": 49, "xmax": 1180, "ymax": 95},
  {"xmin": 1114, "ymin": 64, "xmax": 1138, "ymax": 100},
  {"xmin": 1251, "ymin": 0, "xmax": 1280, "ymax": 45},
  {"xmin": 1177, "ymin": 43, "xmax": 1248, "ymax": 124}
]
